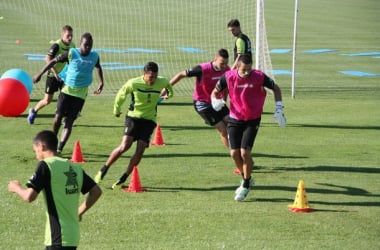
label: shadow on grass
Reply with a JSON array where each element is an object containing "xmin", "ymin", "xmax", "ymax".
[
  {"xmin": 18, "ymin": 113, "xmax": 55, "ymax": 119},
  {"xmin": 160, "ymin": 125, "xmax": 213, "ymax": 131},
  {"xmin": 74, "ymin": 124, "xmax": 123, "ymax": 129},
  {"xmin": 159, "ymin": 102, "xmax": 193, "ymax": 106},
  {"xmin": 253, "ymin": 197, "xmax": 378, "ymax": 210},
  {"xmin": 142, "ymin": 184, "xmax": 380, "ymax": 208},
  {"xmin": 273, "ymin": 165, "xmax": 380, "ymax": 174},
  {"xmin": 80, "ymin": 151, "xmax": 306, "ymax": 161},
  {"xmin": 256, "ymin": 184, "xmax": 379, "ymax": 197},
  {"xmin": 286, "ymin": 123, "xmax": 380, "ymax": 130}
]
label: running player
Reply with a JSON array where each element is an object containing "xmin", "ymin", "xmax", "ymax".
[
  {"xmin": 28, "ymin": 25, "xmax": 75, "ymax": 124},
  {"xmin": 32, "ymin": 32, "xmax": 104, "ymax": 154},
  {"xmin": 170, "ymin": 48, "xmax": 230, "ymax": 148},
  {"xmin": 211, "ymin": 55, "xmax": 286, "ymax": 201},
  {"xmin": 94, "ymin": 62, "xmax": 173, "ymax": 189}
]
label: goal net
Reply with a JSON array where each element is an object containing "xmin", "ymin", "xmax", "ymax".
[
  {"xmin": 255, "ymin": 0, "xmax": 275, "ymax": 81},
  {"xmin": 2, "ymin": 0, "xmax": 274, "ymax": 97}
]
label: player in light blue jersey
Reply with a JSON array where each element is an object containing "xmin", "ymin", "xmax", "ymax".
[{"xmin": 33, "ymin": 32, "xmax": 104, "ymax": 154}]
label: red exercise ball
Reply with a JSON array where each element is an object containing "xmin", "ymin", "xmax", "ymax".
[{"xmin": 0, "ymin": 78, "xmax": 30, "ymax": 117}]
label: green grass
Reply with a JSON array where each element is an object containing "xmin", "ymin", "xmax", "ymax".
[{"xmin": 1, "ymin": 0, "xmax": 380, "ymax": 249}]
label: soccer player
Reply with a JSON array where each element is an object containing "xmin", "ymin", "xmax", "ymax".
[
  {"xmin": 94, "ymin": 62, "xmax": 173, "ymax": 189},
  {"xmin": 170, "ymin": 48, "xmax": 230, "ymax": 148},
  {"xmin": 211, "ymin": 55, "xmax": 286, "ymax": 201},
  {"xmin": 28, "ymin": 25, "xmax": 75, "ymax": 124},
  {"xmin": 32, "ymin": 32, "xmax": 104, "ymax": 154},
  {"xmin": 8, "ymin": 130, "xmax": 102, "ymax": 249},
  {"xmin": 227, "ymin": 19, "xmax": 252, "ymax": 69}
]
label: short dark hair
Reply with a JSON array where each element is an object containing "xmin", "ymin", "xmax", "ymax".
[
  {"xmin": 238, "ymin": 54, "xmax": 252, "ymax": 65},
  {"xmin": 81, "ymin": 32, "xmax": 93, "ymax": 42},
  {"xmin": 227, "ymin": 19, "xmax": 240, "ymax": 28},
  {"xmin": 217, "ymin": 48, "xmax": 229, "ymax": 59},
  {"xmin": 144, "ymin": 61, "xmax": 159, "ymax": 73},
  {"xmin": 62, "ymin": 25, "xmax": 73, "ymax": 32},
  {"xmin": 33, "ymin": 130, "xmax": 58, "ymax": 151}
]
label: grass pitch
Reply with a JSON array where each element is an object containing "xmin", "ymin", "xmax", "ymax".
[{"xmin": 1, "ymin": 0, "xmax": 379, "ymax": 249}]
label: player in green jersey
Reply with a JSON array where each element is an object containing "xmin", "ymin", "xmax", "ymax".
[
  {"xmin": 8, "ymin": 130, "xmax": 102, "ymax": 249},
  {"xmin": 227, "ymin": 19, "xmax": 252, "ymax": 69},
  {"xmin": 28, "ymin": 25, "xmax": 75, "ymax": 125},
  {"xmin": 94, "ymin": 62, "xmax": 173, "ymax": 189}
]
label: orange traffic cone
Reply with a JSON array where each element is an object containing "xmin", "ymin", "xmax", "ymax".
[
  {"xmin": 288, "ymin": 180, "xmax": 313, "ymax": 213},
  {"xmin": 233, "ymin": 168, "xmax": 241, "ymax": 175},
  {"xmin": 123, "ymin": 166, "xmax": 146, "ymax": 192},
  {"xmin": 70, "ymin": 140, "xmax": 86, "ymax": 163},
  {"xmin": 151, "ymin": 124, "xmax": 165, "ymax": 145}
]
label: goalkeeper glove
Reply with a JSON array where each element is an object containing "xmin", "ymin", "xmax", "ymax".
[
  {"xmin": 272, "ymin": 101, "xmax": 286, "ymax": 127},
  {"xmin": 211, "ymin": 97, "xmax": 225, "ymax": 111}
]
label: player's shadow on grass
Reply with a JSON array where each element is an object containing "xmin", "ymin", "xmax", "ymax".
[
  {"xmin": 287, "ymin": 123, "xmax": 380, "ymax": 130},
  {"xmin": 78, "ymin": 153, "xmax": 129, "ymax": 163},
  {"xmin": 145, "ymin": 184, "xmax": 380, "ymax": 207},
  {"xmin": 256, "ymin": 184, "xmax": 379, "ymax": 197},
  {"xmin": 159, "ymin": 102, "xmax": 193, "ymax": 106},
  {"xmin": 74, "ymin": 124, "xmax": 123, "ymax": 129},
  {"xmin": 252, "ymin": 197, "xmax": 379, "ymax": 209},
  {"xmin": 273, "ymin": 165, "xmax": 380, "ymax": 174},
  {"xmin": 144, "ymin": 185, "xmax": 237, "ymax": 193},
  {"xmin": 160, "ymin": 125, "xmax": 214, "ymax": 131},
  {"xmin": 18, "ymin": 113, "xmax": 55, "ymax": 119},
  {"xmin": 250, "ymin": 184, "xmax": 380, "ymax": 207},
  {"xmin": 29, "ymin": 98, "xmax": 58, "ymax": 103},
  {"xmin": 142, "ymin": 152, "xmax": 306, "ymax": 159}
]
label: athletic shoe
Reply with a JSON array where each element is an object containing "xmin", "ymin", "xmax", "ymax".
[
  {"xmin": 235, "ymin": 177, "xmax": 254, "ymax": 194},
  {"xmin": 234, "ymin": 187, "xmax": 250, "ymax": 201},
  {"xmin": 56, "ymin": 150, "xmax": 62, "ymax": 157},
  {"xmin": 234, "ymin": 177, "xmax": 254, "ymax": 201},
  {"xmin": 111, "ymin": 180, "xmax": 124, "ymax": 190},
  {"xmin": 27, "ymin": 108, "xmax": 36, "ymax": 124},
  {"xmin": 94, "ymin": 171, "xmax": 102, "ymax": 184}
]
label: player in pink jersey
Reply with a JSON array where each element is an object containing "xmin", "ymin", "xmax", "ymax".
[
  {"xmin": 211, "ymin": 55, "xmax": 286, "ymax": 201},
  {"xmin": 170, "ymin": 49, "xmax": 230, "ymax": 148}
]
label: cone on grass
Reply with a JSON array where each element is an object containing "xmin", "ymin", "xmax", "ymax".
[
  {"xmin": 233, "ymin": 168, "xmax": 241, "ymax": 175},
  {"xmin": 288, "ymin": 180, "xmax": 313, "ymax": 213},
  {"xmin": 70, "ymin": 140, "xmax": 86, "ymax": 163},
  {"xmin": 123, "ymin": 166, "xmax": 146, "ymax": 192},
  {"xmin": 151, "ymin": 124, "xmax": 165, "ymax": 146}
]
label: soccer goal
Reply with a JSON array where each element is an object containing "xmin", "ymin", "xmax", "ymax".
[{"xmin": 3, "ymin": 0, "xmax": 275, "ymax": 96}]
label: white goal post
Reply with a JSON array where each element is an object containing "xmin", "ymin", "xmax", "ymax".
[{"xmin": 255, "ymin": 0, "xmax": 275, "ymax": 82}]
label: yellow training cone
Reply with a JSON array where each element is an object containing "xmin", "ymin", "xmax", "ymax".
[{"xmin": 288, "ymin": 180, "xmax": 313, "ymax": 213}]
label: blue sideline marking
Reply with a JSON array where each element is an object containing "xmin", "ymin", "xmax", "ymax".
[
  {"xmin": 102, "ymin": 65, "xmax": 145, "ymax": 71},
  {"xmin": 125, "ymin": 48, "xmax": 165, "ymax": 53},
  {"xmin": 267, "ymin": 70, "xmax": 295, "ymax": 75},
  {"xmin": 101, "ymin": 62, "xmax": 125, "ymax": 66},
  {"xmin": 341, "ymin": 52, "xmax": 380, "ymax": 57},
  {"xmin": 339, "ymin": 70, "xmax": 379, "ymax": 77},
  {"xmin": 177, "ymin": 47, "xmax": 205, "ymax": 53},
  {"xmin": 303, "ymin": 49, "xmax": 337, "ymax": 54},
  {"xmin": 94, "ymin": 48, "xmax": 165, "ymax": 54},
  {"xmin": 270, "ymin": 49, "xmax": 292, "ymax": 54},
  {"xmin": 24, "ymin": 54, "xmax": 45, "ymax": 61}
]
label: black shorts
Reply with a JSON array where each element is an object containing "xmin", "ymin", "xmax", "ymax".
[
  {"xmin": 124, "ymin": 116, "xmax": 157, "ymax": 143},
  {"xmin": 227, "ymin": 117, "xmax": 261, "ymax": 150},
  {"xmin": 194, "ymin": 101, "xmax": 229, "ymax": 126},
  {"xmin": 45, "ymin": 76, "xmax": 64, "ymax": 95},
  {"xmin": 56, "ymin": 93, "xmax": 84, "ymax": 121},
  {"xmin": 46, "ymin": 246, "xmax": 76, "ymax": 250}
]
